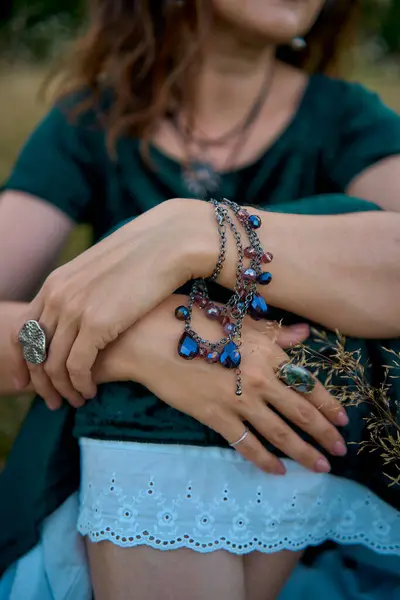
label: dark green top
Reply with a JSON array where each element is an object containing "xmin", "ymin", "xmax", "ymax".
[
  {"xmin": 1, "ymin": 74, "xmax": 400, "ymax": 571},
  {"xmin": 6, "ymin": 74, "xmax": 400, "ymax": 239}
]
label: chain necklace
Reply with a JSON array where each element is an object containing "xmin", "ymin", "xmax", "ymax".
[
  {"xmin": 170, "ymin": 67, "xmax": 275, "ymax": 197},
  {"xmin": 175, "ymin": 198, "xmax": 274, "ymax": 396}
]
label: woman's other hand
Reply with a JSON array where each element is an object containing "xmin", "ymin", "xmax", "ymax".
[
  {"xmin": 94, "ymin": 296, "xmax": 348, "ymax": 475},
  {"xmin": 13, "ymin": 199, "xmax": 218, "ymax": 408}
]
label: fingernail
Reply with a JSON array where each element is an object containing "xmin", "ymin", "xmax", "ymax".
[
  {"xmin": 332, "ymin": 441, "xmax": 347, "ymax": 456},
  {"xmin": 275, "ymin": 462, "xmax": 287, "ymax": 475},
  {"xmin": 290, "ymin": 324, "xmax": 309, "ymax": 336},
  {"xmin": 336, "ymin": 411, "xmax": 349, "ymax": 426},
  {"xmin": 315, "ymin": 457, "xmax": 331, "ymax": 473}
]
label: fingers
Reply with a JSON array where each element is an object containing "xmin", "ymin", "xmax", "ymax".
[
  {"xmin": 10, "ymin": 331, "xmax": 30, "ymax": 390},
  {"xmin": 248, "ymin": 320, "xmax": 310, "ymax": 349},
  {"xmin": 15, "ymin": 299, "xmax": 86, "ymax": 410},
  {"xmin": 11, "ymin": 299, "xmax": 42, "ymax": 385},
  {"xmin": 43, "ymin": 323, "xmax": 86, "ymax": 408},
  {"xmin": 14, "ymin": 301, "xmax": 63, "ymax": 410},
  {"xmin": 305, "ymin": 379, "xmax": 349, "ymax": 427},
  {"xmin": 274, "ymin": 324, "xmax": 310, "ymax": 349},
  {"xmin": 262, "ymin": 348, "xmax": 348, "ymax": 462},
  {"xmin": 200, "ymin": 409, "xmax": 286, "ymax": 475},
  {"xmin": 23, "ymin": 314, "xmax": 63, "ymax": 411},
  {"xmin": 66, "ymin": 326, "xmax": 100, "ymax": 399},
  {"xmin": 229, "ymin": 427, "xmax": 286, "ymax": 475},
  {"xmin": 30, "ymin": 298, "xmax": 94, "ymax": 405},
  {"xmin": 265, "ymin": 378, "xmax": 347, "ymax": 460},
  {"xmin": 244, "ymin": 401, "xmax": 332, "ymax": 474},
  {"xmin": 27, "ymin": 364, "xmax": 63, "ymax": 410}
]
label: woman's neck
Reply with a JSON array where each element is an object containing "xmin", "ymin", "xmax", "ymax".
[{"xmin": 190, "ymin": 22, "xmax": 277, "ymax": 136}]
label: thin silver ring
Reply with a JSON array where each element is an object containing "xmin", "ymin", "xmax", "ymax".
[{"xmin": 230, "ymin": 427, "xmax": 249, "ymax": 448}]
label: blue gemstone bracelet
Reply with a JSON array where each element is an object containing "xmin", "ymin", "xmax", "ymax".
[{"xmin": 175, "ymin": 198, "xmax": 273, "ymax": 396}]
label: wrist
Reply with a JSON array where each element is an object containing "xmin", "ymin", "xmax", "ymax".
[
  {"xmin": 93, "ymin": 338, "xmax": 133, "ymax": 385},
  {"xmin": 177, "ymin": 199, "xmax": 220, "ymax": 280}
]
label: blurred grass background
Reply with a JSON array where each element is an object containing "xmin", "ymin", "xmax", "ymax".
[{"xmin": 0, "ymin": 1, "xmax": 400, "ymax": 464}]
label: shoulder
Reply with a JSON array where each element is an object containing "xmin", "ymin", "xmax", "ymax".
[
  {"xmin": 14, "ymin": 87, "xmax": 122, "ymax": 179},
  {"xmin": 45, "ymin": 89, "xmax": 109, "ymax": 149},
  {"xmin": 308, "ymin": 74, "xmax": 399, "ymax": 127},
  {"xmin": 3, "ymin": 89, "xmax": 112, "ymax": 225},
  {"xmin": 310, "ymin": 75, "xmax": 400, "ymax": 189}
]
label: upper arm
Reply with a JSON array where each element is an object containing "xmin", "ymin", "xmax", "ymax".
[
  {"xmin": 324, "ymin": 81, "xmax": 400, "ymax": 210},
  {"xmin": 0, "ymin": 97, "xmax": 101, "ymax": 300},
  {"xmin": 0, "ymin": 191, "xmax": 73, "ymax": 301},
  {"xmin": 347, "ymin": 155, "xmax": 400, "ymax": 212}
]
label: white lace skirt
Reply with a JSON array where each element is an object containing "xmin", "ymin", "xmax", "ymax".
[{"xmin": 77, "ymin": 438, "xmax": 400, "ymax": 556}]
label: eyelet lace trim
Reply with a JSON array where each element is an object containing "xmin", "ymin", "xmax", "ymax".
[{"xmin": 77, "ymin": 439, "xmax": 400, "ymax": 556}]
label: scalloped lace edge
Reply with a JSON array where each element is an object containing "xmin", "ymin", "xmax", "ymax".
[{"xmin": 81, "ymin": 527, "xmax": 400, "ymax": 556}]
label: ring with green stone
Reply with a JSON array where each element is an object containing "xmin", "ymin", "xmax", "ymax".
[{"xmin": 278, "ymin": 362, "xmax": 316, "ymax": 395}]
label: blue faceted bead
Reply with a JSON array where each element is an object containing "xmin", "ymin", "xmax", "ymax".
[
  {"xmin": 220, "ymin": 341, "xmax": 241, "ymax": 369},
  {"xmin": 257, "ymin": 272, "xmax": 272, "ymax": 286},
  {"xmin": 178, "ymin": 333, "xmax": 199, "ymax": 360},
  {"xmin": 249, "ymin": 293, "xmax": 269, "ymax": 321},
  {"xmin": 248, "ymin": 215, "xmax": 262, "ymax": 229}
]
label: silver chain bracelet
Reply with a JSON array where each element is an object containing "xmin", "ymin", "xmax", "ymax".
[{"xmin": 175, "ymin": 198, "xmax": 274, "ymax": 396}]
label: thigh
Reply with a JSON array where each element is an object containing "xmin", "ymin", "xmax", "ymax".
[
  {"xmin": 243, "ymin": 550, "xmax": 303, "ymax": 600},
  {"xmin": 87, "ymin": 540, "xmax": 246, "ymax": 600}
]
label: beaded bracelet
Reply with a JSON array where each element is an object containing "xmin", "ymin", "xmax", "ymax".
[{"xmin": 175, "ymin": 198, "xmax": 273, "ymax": 396}]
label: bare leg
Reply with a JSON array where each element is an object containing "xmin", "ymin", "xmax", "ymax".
[
  {"xmin": 87, "ymin": 540, "xmax": 246, "ymax": 600},
  {"xmin": 244, "ymin": 550, "xmax": 303, "ymax": 600}
]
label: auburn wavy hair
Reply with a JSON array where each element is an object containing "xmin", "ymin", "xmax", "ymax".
[{"xmin": 60, "ymin": 0, "xmax": 360, "ymax": 147}]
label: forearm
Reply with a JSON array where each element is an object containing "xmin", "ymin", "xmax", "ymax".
[{"xmin": 215, "ymin": 210, "xmax": 400, "ymax": 338}]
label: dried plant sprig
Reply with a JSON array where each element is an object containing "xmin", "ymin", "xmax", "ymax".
[{"xmin": 288, "ymin": 328, "xmax": 400, "ymax": 486}]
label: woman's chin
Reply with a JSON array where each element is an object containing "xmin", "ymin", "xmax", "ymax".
[{"xmin": 214, "ymin": 0, "xmax": 321, "ymax": 43}]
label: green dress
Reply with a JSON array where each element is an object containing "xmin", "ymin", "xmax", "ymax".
[{"xmin": 1, "ymin": 73, "xmax": 400, "ymax": 572}]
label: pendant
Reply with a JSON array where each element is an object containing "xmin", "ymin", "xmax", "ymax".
[
  {"xmin": 220, "ymin": 341, "xmax": 241, "ymax": 369},
  {"xmin": 183, "ymin": 161, "xmax": 221, "ymax": 197},
  {"xmin": 178, "ymin": 333, "xmax": 199, "ymax": 360}
]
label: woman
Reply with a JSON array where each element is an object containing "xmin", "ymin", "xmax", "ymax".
[{"xmin": 1, "ymin": 0, "xmax": 400, "ymax": 599}]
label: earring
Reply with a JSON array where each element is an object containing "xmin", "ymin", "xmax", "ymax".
[{"xmin": 291, "ymin": 37, "xmax": 307, "ymax": 51}]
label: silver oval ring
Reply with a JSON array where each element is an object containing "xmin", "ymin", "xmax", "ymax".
[
  {"xmin": 230, "ymin": 427, "xmax": 249, "ymax": 448},
  {"xmin": 278, "ymin": 362, "xmax": 316, "ymax": 395},
  {"xmin": 18, "ymin": 320, "xmax": 47, "ymax": 365}
]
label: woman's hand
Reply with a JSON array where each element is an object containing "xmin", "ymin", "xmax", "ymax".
[
  {"xmin": 13, "ymin": 199, "xmax": 218, "ymax": 408},
  {"xmin": 94, "ymin": 296, "xmax": 348, "ymax": 475}
]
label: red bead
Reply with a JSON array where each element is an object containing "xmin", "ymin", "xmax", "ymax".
[
  {"xmin": 194, "ymin": 294, "xmax": 208, "ymax": 309},
  {"xmin": 206, "ymin": 351, "xmax": 220, "ymax": 364},
  {"xmin": 262, "ymin": 252, "xmax": 273, "ymax": 264},
  {"xmin": 237, "ymin": 210, "xmax": 249, "ymax": 222},
  {"xmin": 224, "ymin": 322, "xmax": 235, "ymax": 336},
  {"xmin": 199, "ymin": 347, "xmax": 208, "ymax": 358},
  {"xmin": 206, "ymin": 304, "xmax": 221, "ymax": 320},
  {"xmin": 244, "ymin": 246, "xmax": 256, "ymax": 259},
  {"xmin": 219, "ymin": 314, "xmax": 230, "ymax": 326},
  {"xmin": 242, "ymin": 268, "xmax": 257, "ymax": 282}
]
